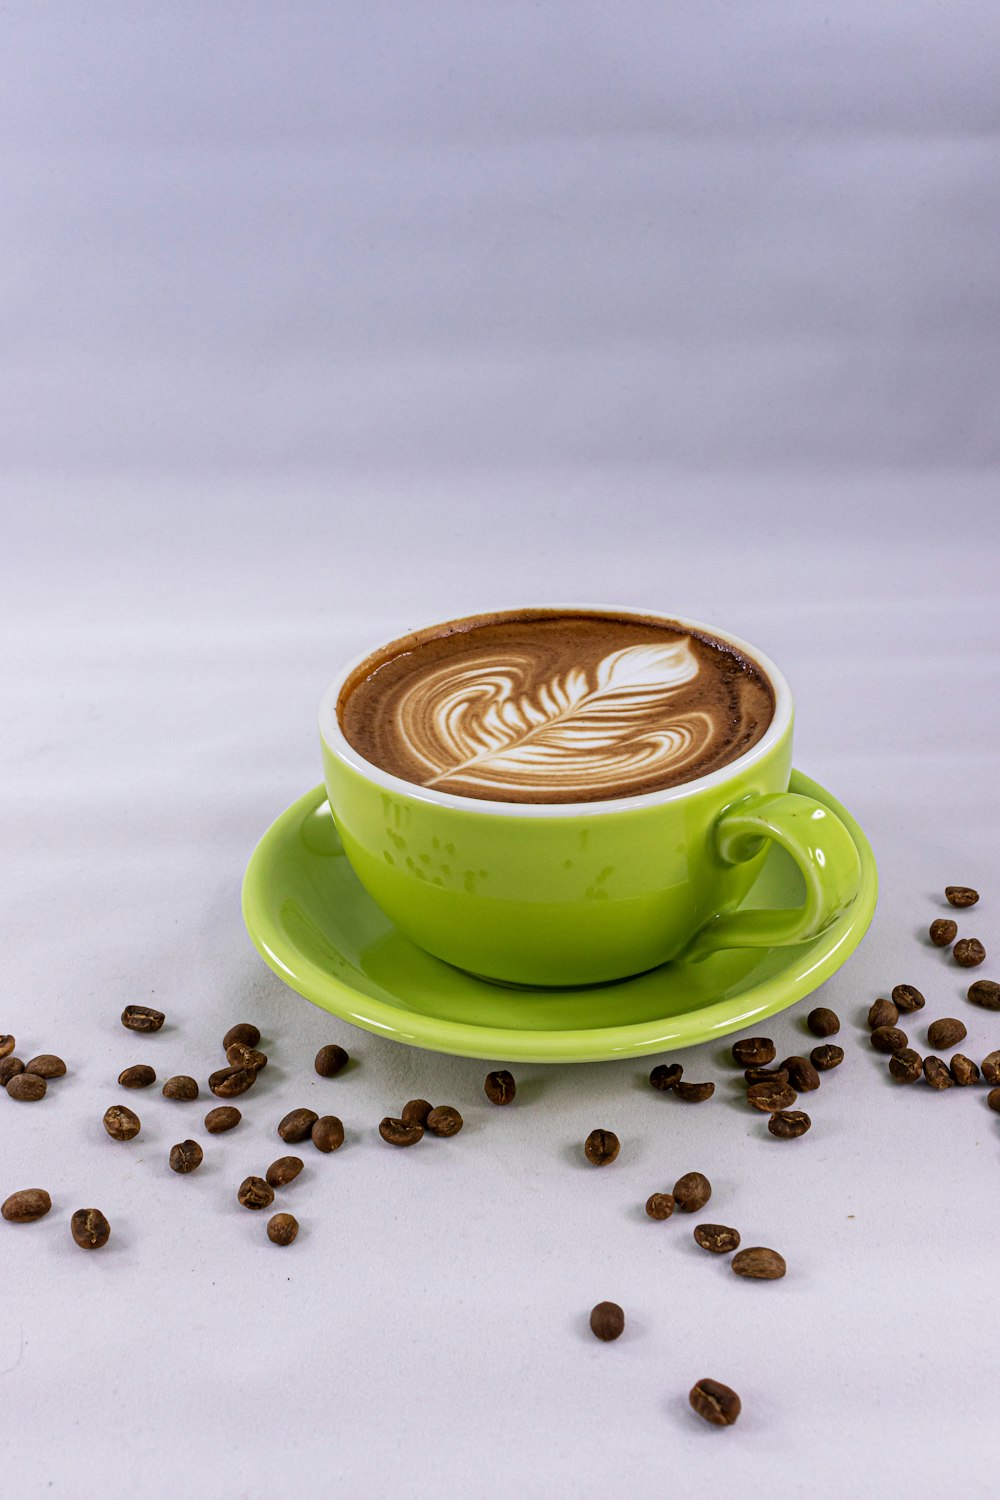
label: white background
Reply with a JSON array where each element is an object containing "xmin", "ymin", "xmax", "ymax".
[{"xmin": 2, "ymin": 4, "xmax": 1000, "ymax": 1496}]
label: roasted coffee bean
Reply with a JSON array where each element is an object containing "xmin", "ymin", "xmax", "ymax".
[
  {"xmin": 168, "ymin": 1140, "xmax": 204, "ymax": 1174},
  {"xmin": 649, "ymin": 1063, "xmax": 682, "ymax": 1091},
  {"xmin": 731, "ymin": 1037, "xmax": 775, "ymax": 1067},
  {"xmin": 868, "ymin": 999, "xmax": 899, "ymax": 1030},
  {"xmin": 0, "ymin": 1056, "xmax": 25, "ymax": 1086},
  {"xmin": 675, "ymin": 1081, "xmax": 715, "ymax": 1103},
  {"xmin": 807, "ymin": 1007, "xmax": 840, "ymax": 1038},
  {"xmin": 209, "ymin": 1066, "xmax": 257, "ymax": 1099},
  {"xmin": 71, "ymin": 1208, "xmax": 110, "ymax": 1249},
  {"xmin": 584, "ymin": 1129, "xmax": 619, "ymax": 1165},
  {"xmin": 277, "ymin": 1108, "xmax": 319, "ymax": 1144},
  {"xmin": 810, "ymin": 1044, "xmax": 844, "ymax": 1071},
  {"xmin": 484, "ymin": 1070, "xmax": 516, "ymax": 1105},
  {"xmin": 768, "ymin": 1109, "xmax": 811, "ymax": 1138},
  {"xmin": 645, "ymin": 1192, "xmax": 675, "ymax": 1221},
  {"xmin": 267, "ymin": 1212, "xmax": 299, "ymax": 1246},
  {"xmin": 24, "ymin": 1055, "xmax": 66, "ymax": 1079},
  {"xmin": 781, "ymin": 1056, "xmax": 820, "ymax": 1092},
  {"xmin": 929, "ymin": 918, "xmax": 958, "ymax": 947},
  {"xmin": 8, "ymin": 1073, "xmax": 46, "ymax": 1102},
  {"xmin": 871, "ymin": 1026, "xmax": 908, "ymax": 1054},
  {"xmin": 954, "ymin": 939, "xmax": 986, "ymax": 969},
  {"xmin": 401, "ymin": 1099, "xmax": 433, "ymax": 1126},
  {"xmin": 927, "ymin": 1018, "xmax": 967, "ymax": 1050},
  {"xmin": 426, "ymin": 1105, "xmax": 463, "ymax": 1138},
  {"xmin": 204, "ymin": 1105, "xmax": 241, "ymax": 1134},
  {"xmin": 923, "ymin": 1056, "xmax": 953, "ymax": 1090},
  {"xmin": 689, "ymin": 1378, "xmax": 741, "ymax": 1427},
  {"xmin": 891, "ymin": 985, "xmax": 925, "ymax": 1014},
  {"xmin": 225, "ymin": 1043, "xmax": 268, "ymax": 1071},
  {"xmin": 0, "ymin": 1035, "xmax": 14, "ymax": 1059},
  {"xmin": 950, "ymin": 1055, "xmax": 980, "ymax": 1086},
  {"xmin": 673, "ymin": 1171, "xmax": 712, "ymax": 1212},
  {"xmin": 988, "ymin": 1087, "xmax": 1000, "ymax": 1113},
  {"xmin": 162, "ymin": 1075, "xmax": 199, "ymax": 1101},
  {"xmin": 981, "ymin": 1051, "xmax": 1000, "ymax": 1085},
  {"xmin": 379, "ymin": 1116, "xmax": 423, "ymax": 1146},
  {"xmin": 589, "ymin": 1301, "xmax": 625, "ymax": 1341},
  {"xmin": 266, "ymin": 1156, "xmax": 304, "ymax": 1188},
  {"xmin": 743, "ymin": 1066, "xmax": 790, "ymax": 1086},
  {"xmin": 968, "ymin": 979, "xmax": 1000, "ymax": 1010},
  {"xmin": 103, "ymin": 1104, "xmax": 140, "ymax": 1140},
  {"xmin": 946, "ymin": 886, "xmax": 979, "ymax": 907},
  {"xmin": 732, "ymin": 1246, "xmax": 786, "ymax": 1280},
  {"xmin": 118, "ymin": 1064, "xmax": 156, "ymax": 1089},
  {"xmin": 693, "ymin": 1223, "xmax": 741, "ymax": 1254},
  {"xmin": 889, "ymin": 1049, "xmax": 923, "ymax": 1084},
  {"xmin": 746, "ymin": 1080, "xmax": 797, "ymax": 1113},
  {"xmin": 2, "ymin": 1189, "xmax": 52, "ymax": 1223},
  {"xmin": 237, "ymin": 1176, "xmax": 274, "ymax": 1210},
  {"xmin": 314, "ymin": 1044, "xmax": 349, "ymax": 1077},
  {"xmin": 223, "ymin": 1023, "xmax": 260, "ymax": 1051},
  {"xmin": 121, "ymin": 1005, "xmax": 164, "ymax": 1033},
  {"xmin": 311, "ymin": 1116, "xmax": 345, "ymax": 1153}
]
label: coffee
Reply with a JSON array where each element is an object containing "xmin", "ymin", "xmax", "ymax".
[{"xmin": 338, "ymin": 610, "xmax": 774, "ymax": 804}]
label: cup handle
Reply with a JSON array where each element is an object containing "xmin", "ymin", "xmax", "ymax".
[{"xmin": 682, "ymin": 791, "xmax": 862, "ymax": 962}]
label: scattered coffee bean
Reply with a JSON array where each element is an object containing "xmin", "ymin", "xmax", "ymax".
[
  {"xmin": 968, "ymin": 979, "xmax": 1000, "ymax": 1010},
  {"xmin": 266, "ymin": 1156, "xmax": 304, "ymax": 1188},
  {"xmin": 314, "ymin": 1044, "xmax": 349, "ymax": 1077},
  {"xmin": 946, "ymin": 886, "xmax": 979, "ymax": 907},
  {"xmin": 673, "ymin": 1171, "xmax": 712, "ymax": 1212},
  {"xmin": 0, "ymin": 1035, "xmax": 14, "ymax": 1059},
  {"xmin": 746, "ymin": 1080, "xmax": 797, "ymax": 1113},
  {"xmin": 950, "ymin": 1055, "xmax": 980, "ymax": 1086},
  {"xmin": 954, "ymin": 939, "xmax": 986, "ymax": 969},
  {"xmin": 693, "ymin": 1223, "xmax": 741, "ymax": 1254},
  {"xmin": 7, "ymin": 1073, "xmax": 46, "ymax": 1102},
  {"xmin": 889, "ymin": 1049, "xmax": 924, "ymax": 1084},
  {"xmin": 929, "ymin": 918, "xmax": 958, "ymax": 947},
  {"xmin": 871, "ymin": 1026, "xmax": 908, "ymax": 1054},
  {"xmin": 589, "ymin": 1301, "xmax": 625, "ymax": 1341},
  {"xmin": 118, "ymin": 1064, "xmax": 156, "ymax": 1089},
  {"xmin": 768, "ymin": 1109, "xmax": 811, "ymax": 1138},
  {"xmin": 401, "ymin": 1099, "xmax": 433, "ymax": 1126},
  {"xmin": 689, "ymin": 1378, "xmax": 741, "ymax": 1427},
  {"xmin": 988, "ymin": 1088, "xmax": 1000, "ymax": 1113},
  {"xmin": 204, "ymin": 1105, "xmax": 241, "ymax": 1133},
  {"xmin": 426, "ymin": 1105, "xmax": 464, "ymax": 1138},
  {"xmin": 743, "ymin": 1066, "xmax": 790, "ymax": 1086},
  {"xmin": 868, "ymin": 999, "xmax": 899, "ymax": 1030},
  {"xmin": 209, "ymin": 1066, "xmax": 258, "ymax": 1099},
  {"xmin": 0, "ymin": 1056, "xmax": 25, "ymax": 1086},
  {"xmin": 923, "ymin": 1056, "xmax": 953, "ymax": 1090},
  {"xmin": 71, "ymin": 1207, "xmax": 110, "ymax": 1249},
  {"xmin": 731, "ymin": 1037, "xmax": 775, "ymax": 1066},
  {"xmin": 2, "ymin": 1189, "xmax": 52, "ymax": 1223},
  {"xmin": 223, "ymin": 1023, "xmax": 260, "ymax": 1051},
  {"xmin": 484, "ymin": 1070, "xmax": 516, "ymax": 1105},
  {"xmin": 781, "ymin": 1056, "xmax": 820, "ymax": 1092},
  {"xmin": 168, "ymin": 1140, "xmax": 204, "ymax": 1174},
  {"xmin": 807, "ymin": 1007, "xmax": 840, "ymax": 1037},
  {"xmin": 162, "ymin": 1075, "xmax": 199, "ymax": 1101},
  {"xmin": 645, "ymin": 1192, "xmax": 675, "ymax": 1220},
  {"xmin": 267, "ymin": 1212, "xmax": 299, "ymax": 1246},
  {"xmin": 277, "ymin": 1108, "xmax": 319, "ymax": 1144},
  {"xmin": 311, "ymin": 1116, "xmax": 345, "ymax": 1153},
  {"xmin": 981, "ymin": 1052, "xmax": 1000, "ymax": 1085},
  {"xmin": 237, "ymin": 1176, "xmax": 275, "ymax": 1210},
  {"xmin": 121, "ymin": 1005, "xmax": 165, "ymax": 1033},
  {"xmin": 379, "ymin": 1116, "xmax": 423, "ymax": 1146},
  {"xmin": 649, "ymin": 1063, "xmax": 682, "ymax": 1091},
  {"xmin": 927, "ymin": 1018, "xmax": 967, "ymax": 1050},
  {"xmin": 675, "ymin": 1081, "xmax": 715, "ymax": 1103},
  {"xmin": 810, "ymin": 1044, "xmax": 844, "ymax": 1071},
  {"xmin": 24, "ymin": 1055, "xmax": 66, "ymax": 1079},
  {"xmin": 891, "ymin": 985, "xmax": 925, "ymax": 1013},
  {"xmin": 103, "ymin": 1104, "xmax": 140, "ymax": 1140},
  {"xmin": 584, "ymin": 1129, "xmax": 620, "ymax": 1165},
  {"xmin": 732, "ymin": 1246, "xmax": 786, "ymax": 1280},
  {"xmin": 225, "ymin": 1043, "xmax": 268, "ymax": 1071}
]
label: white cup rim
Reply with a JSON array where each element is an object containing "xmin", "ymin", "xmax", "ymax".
[{"xmin": 318, "ymin": 605, "xmax": 793, "ymax": 818}]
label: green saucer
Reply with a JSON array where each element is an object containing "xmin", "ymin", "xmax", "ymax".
[{"xmin": 241, "ymin": 771, "xmax": 877, "ymax": 1063}]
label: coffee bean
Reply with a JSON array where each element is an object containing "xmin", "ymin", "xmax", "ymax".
[
  {"xmin": 954, "ymin": 939, "xmax": 986, "ymax": 969},
  {"xmin": 118, "ymin": 1064, "xmax": 156, "ymax": 1089},
  {"xmin": 24, "ymin": 1055, "xmax": 66, "ymax": 1079},
  {"xmin": 277, "ymin": 1108, "xmax": 319, "ymax": 1144},
  {"xmin": 810, "ymin": 1044, "xmax": 844, "ymax": 1071},
  {"xmin": 267, "ymin": 1212, "xmax": 299, "ymax": 1246},
  {"xmin": 0, "ymin": 1035, "xmax": 14, "ymax": 1059},
  {"xmin": 311, "ymin": 1116, "xmax": 345, "ymax": 1153},
  {"xmin": 204, "ymin": 1105, "xmax": 241, "ymax": 1133},
  {"xmin": 891, "ymin": 985, "xmax": 925, "ymax": 1013},
  {"xmin": 379, "ymin": 1116, "xmax": 423, "ymax": 1146},
  {"xmin": 732, "ymin": 1246, "xmax": 786, "ymax": 1280},
  {"xmin": 927, "ymin": 1018, "xmax": 967, "ymax": 1050},
  {"xmin": 266, "ymin": 1156, "xmax": 304, "ymax": 1188},
  {"xmin": 768, "ymin": 1110, "xmax": 811, "ymax": 1138},
  {"xmin": 162, "ymin": 1075, "xmax": 199, "ymax": 1101},
  {"xmin": 314, "ymin": 1044, "xmax": 349, "ymax": 1077},
  {"xmin": 868, "ymin": 999, "xmax": 899, "ymax": 1030},
  {"xmin": 71, "ymin": 1208, "xmax": 110, "ymax": 1249},
  {"xmin": 121, "ymin": 1005, "xmax": 165, "ymax": 1033},
  {"xmin": 743, "ymin": 1066, "xmax": 790, "ymax": 1086},
  {"xmin": 237, "ymin": 1176, "xmax": 275, "ymax": 1210},
  {"xmin": 871, "ymin": 1027, "xmax": 908, "ymax": 1054},
  {"xmin": 968, "ymin": 979, "xmax": 1000, "ymax": 1010},
  {"xmin": 946, "ymin": 886, "xmax": 979, "ymax": 907},
  {"xmin": 988, "ymin": 1087, "xmax": 1000, "ymax": 1113},
  {"xmin": 673, "ymin": 1171, "xmax": 711, "ymax": 1212},
  {"xmin": 401, "ymin": 1099, "xmax": 433, "ymax": 1126},
  {"xmin": 689, "ymin": 1378, "xmax": 741, "ymax": 1427},
  {"xmin": 584, "ymin": 1128, "xmax": 619, "ymax": 1165},
  {"xmin": 807, "ymin": 1007, "xmax": 840, "ymax": 1037},
  {"xmin": 675, "ymin": 1081, "xmax": 715, "ymax": 1103},
  {"xmin": 889, "ymin": 1049, "xmax": 924, "ymax": 1084},
  {"xmin": 929, "ymin": 918, "xmax": 958, "ymax": 947},
  {"xmin": 484, "ymin": 1070, "xmax": 516, "ymax": 1105},
  {"xmin": 589, "ymin": 1301, "xmax": 625, "ymax": 1341},
  {"xmin": 645, "ymin": 1192, "xmax": 675, "ymax": 1220},
  {"xmin": 746, "ymin": 1080, "xmax": 797, "ymax": 1112},
  {"xmin": 781, "ymin": 1056, "xmax": 820, "ymax": 1092},
  {"xmin": 950, "ymin": 1054, "xmax": 980, "ymax": 1086},
  {"xmin": 168, "ymin": 1140, "xmax": 203, "ymax": 1174},
  {"xmin": 649, "ymin": 1063, "xmax": 682, "ymax": 1091},
  {"xmin": 923, "ymin": 1056, "xmax": 953, "ymax": 1090},
  {"xmin": 223, "ymin": 1023, "xmax": 260, "ymax": 1051},
  {"xmin": 693, "ymin": 1223, "xmax": 741, "ymax": 1254},
  {"xmin": 103, "ymin": 1104, "xmax": 140, "ymax": 1139},
  {"xmin": 225, "ymin": 1043, "xmax": 268, "ymax": 1071},
  {"xmin": 981, "ymin": 1051, "xmax": 1000, "ymax": 1085},
  {"xmin": 209, "ymin": 1066, "xmax": 258, "ymax": 1099},
  {"xmin": 426, "ymin": 1106, "xmax": 463, "ymax": 1138},
  {"xmin": 7, "ymin": 1073, "xmax": 46, "ymax": 1102},
  {"xmin": 2, "ymin": 1189, "xmax": 52, "ymax": 1223},
  {"xmin": 731, "ymin": 1037, "xmax": 775, "ymax": 1066},
  {"xmin": 0, "ymin": 1056, "xmax": 25, "ymax": 1086}
]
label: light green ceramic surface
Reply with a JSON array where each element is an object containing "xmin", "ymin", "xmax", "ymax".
[{"xmin": 241, "ymin": 771, "xmax": 877, "ymax": 1063}]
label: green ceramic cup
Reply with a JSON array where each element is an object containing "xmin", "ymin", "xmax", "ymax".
[{"xmin": 319, "ymin": 607, "xmax": 862, "ymax": 987}]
